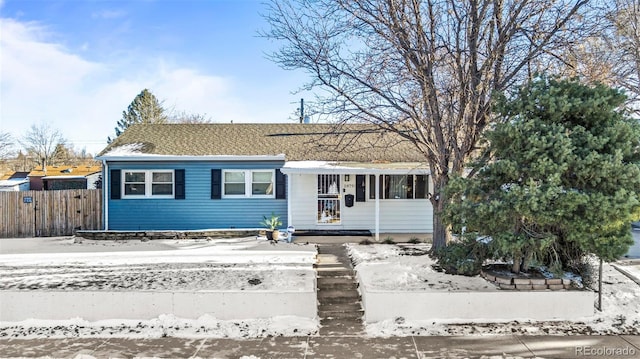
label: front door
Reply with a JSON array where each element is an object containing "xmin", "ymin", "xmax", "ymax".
[{"xmin": 317, "ymin": 174, "xmax": 341, "ymax": 224}]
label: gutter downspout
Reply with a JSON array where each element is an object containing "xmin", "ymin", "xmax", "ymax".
[
  {"xmin": 102, "ymin": 160, "xmax": 108, "ymax": 230},
  {"xmin": 375, "ymin": 173, "xmax": 380, "ymax": 242}
]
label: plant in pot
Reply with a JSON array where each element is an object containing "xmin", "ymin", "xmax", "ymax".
[{"xmin": 260, "ymin": 213, "xmax": 282, "ymax": 242}]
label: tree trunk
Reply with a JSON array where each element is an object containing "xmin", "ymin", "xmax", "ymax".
[
  {"xmin": 511, "ymin": 258, "xmax": 522, "ymax": 273},
  {"xmin": 431, "ymin": 173, "xmax": 450, "ymax": 250}
]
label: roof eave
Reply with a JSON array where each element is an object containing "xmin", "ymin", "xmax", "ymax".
[
  {"xmin": 281, "ymin": 161, "xmax": 430, "ymax": 175},
  {"xmin": 95, "ymin": 154, "xmax": 287, "ymax": 162}
]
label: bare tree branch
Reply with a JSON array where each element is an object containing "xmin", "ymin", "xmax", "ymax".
[
  {"xmin": 20, "ymin": 122, "xmax": 67, "ymax": 168},
  {"xmin": 263, "ymin": 0, "xmax": 593, "ymax": 248},
  {"xmin": 0, "ymin": 132, "xmax": 14, "ymax": 160}
]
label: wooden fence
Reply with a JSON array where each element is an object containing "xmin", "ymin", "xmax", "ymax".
[{"xmin": 0, "ymin": 189, "xmax": 102, "ymax": 238}]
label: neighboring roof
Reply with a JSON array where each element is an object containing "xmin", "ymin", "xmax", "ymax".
[
  {"xmin": 97, "ymin": 123, "xmax": 426, "ymax": 162},
  {"xmin": 29, "ymin": 165, "xmax": 102, "ymax": 178},
  {"xmin": 0, "ymin": 179, "xmax": 29, "ymax": 187},
  {"xmin": 0, "ymin": 171, "xmax": 29, "ymax": 180}
]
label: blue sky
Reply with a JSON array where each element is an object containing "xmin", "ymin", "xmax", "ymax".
[{"xmin": 0, "ymin": 0, "xmax": 312, "ymax": 155}]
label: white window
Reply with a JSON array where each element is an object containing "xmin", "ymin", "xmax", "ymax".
[
  {"xmin": 370, "ymin": 174, "xmax": 429, "ymax": 200},
  {"xmin": 123, "ymin": 170, "xmax": 174, "ymax": 198},
  {"xmin": 224, "ymin": 171, "xmax": 246, "ymax": 196},
  {"xmin": 223, "ymin": 170, "xmax": 274, "ymax": 198}
]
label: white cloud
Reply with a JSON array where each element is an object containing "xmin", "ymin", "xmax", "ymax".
[
  {"xmin": 0, "ymin": 17, "xmax": 274, "ymax": 156},
  {"xmin": 91, "ymin": 9, "xmax": 127, "ymax": 20}
]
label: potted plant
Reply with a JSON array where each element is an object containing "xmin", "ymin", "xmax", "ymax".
[{"xmin": 260, "ymin": 213, "xmax": 282, "ymax": 242}]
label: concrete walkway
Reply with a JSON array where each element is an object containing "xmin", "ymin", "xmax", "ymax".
[
  {"xmin": 1, "ymin": 334, "xmax": 639, "ymax": 358},
  {"xmin": 315, "ymin": 244, "xmax": 364, "ymax": 336}
]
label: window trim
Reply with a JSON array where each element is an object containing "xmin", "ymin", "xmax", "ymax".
[
  {"xmin": 121, "ymin": 170, "xmax": 175, "ymax": 199},
  {"xmin": 222, "ymin": 169, "xmax": 276, "ymax": 199}
]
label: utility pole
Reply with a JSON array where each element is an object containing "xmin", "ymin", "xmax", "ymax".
[{"xmin": 299, "ymin": 98, "xmax": 304, "ymax": 124}]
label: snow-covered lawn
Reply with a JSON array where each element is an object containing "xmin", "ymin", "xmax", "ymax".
[
  {"xmin": 348, "ymin": 243, "xmax": 640, "ymax": 336},
  {"xmin": 0, "ymin": 237, "xmax": 318, "ymax": 339},
  {"xmin": 1, "ymin": 238, "xmax": 639, "ymax": 339},
  {"xmin": 0, "ymin": 238, "xmax": 315, "ymax": 292}
]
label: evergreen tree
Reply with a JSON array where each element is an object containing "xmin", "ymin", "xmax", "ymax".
[
  {"xmin": 108, "ymin": 89, "xmax": 168, "ymax": 143},
  {"xmin": 445, "ymin": 77, "xmax": 640, "ymax": 273}
]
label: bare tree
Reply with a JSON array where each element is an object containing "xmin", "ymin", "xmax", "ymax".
[
  {"xmin": 264, "ymin": 0, "xmax": 594, "ymax": 249},
  {"xmin": 547, "ymin": 0, "xmax": 640, "ymax": 113},
  {"xmin": 169, "ymin": 111, "xmax": 213, "ymax": 124},
  {"xmin": 20, "ymin": 122, "xmax": 67, "ymax": 169},
  {"xmin": 0, "ymin": 131, "xmax": 13, "ymax": 159},
  {"xmin": 600, "ymin": 0, "xmax": 640, "ymax": 111}
]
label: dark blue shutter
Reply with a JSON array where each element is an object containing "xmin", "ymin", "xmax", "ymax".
[
  {"xmin": 175, "ymin": 169, "xmax": 185, "ymax": 199},
  {"xmin": 110, "ymin": 169, "xmax": 121, "ymax": 200},
  {"xmin": 406, "ymin": 175, "xmax": 414, "ymax": 199},
  {"xmin": 275, "ymin": 169, "xmax": 286, "ymax": 199},
  {"xmin": 211, "ymin": 169, "xmax": 222, "ymax": 199},
  {"xmin": 369, "ymin": 175, "xmax": 376, "ymax": 200},
  {"xmin": 416, "ymin": 175, "xmax": 428, "ymax": 199},
  {"xmin": 356, "ymin": 175, "xmax": 366, "ymax": 202}
]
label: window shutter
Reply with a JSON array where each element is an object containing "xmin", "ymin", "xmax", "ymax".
[
  {"xmin": 275, "ymin": 169, "xmax": 286, "ymax": 199},
  {"xmin": 406, "ymin": 175, "xmax": 414, "ymax": 199},
  {"xmin": 416, "ymin": 175, "xmax": 428, "ymax": 199},
  {"xmin": 110, "ymin": 169, "xmax": 121, "ymax": 200},
  {"xmin": 211, "ymin": 169, "xmax": 222, "ymax": 199},
  {"xmin": 356, "ymin": 175, "xmax": 366, "ymax": 202},
  {"xmin": 369, "ymin": 175, "xmax": 377, "ymax": 199},
  {"xmin": 175, "ymin": 169, "xmax": 185, "ymax": 199}
]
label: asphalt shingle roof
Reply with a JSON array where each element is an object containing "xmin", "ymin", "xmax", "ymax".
[{"xmin": 98, "ymin": 123, "xmax": 426, "ymax": 163}]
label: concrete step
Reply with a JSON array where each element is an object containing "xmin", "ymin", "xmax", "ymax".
[
  {"xmin": 314, "ymin": 263, "xmax": 349, "ymax": 270},
  {"xmin": 317, "ymin": 244, "xmax": 348, "ymax": 252},
  {"xmin": 318, "ymin": 276, "xmax": 355, "ymax": 285},
  {"xmin": 316, "ymin": 268, "xmax": 353, "ymax": 277},
  {"xmin": 316, "ymin": 254, "xmax": 341, "ymax": 263},
  {"xmin": 318, "ymin": 310, "xmax": 364, "ymax": 320},
  {"xmin": 318, "ymin": 284, "xmax": 358, "ymax": 292},
  {"xmin": 317, "ymin": 289, "xmax": 360, "ymax": 299},
  {"xmin": 318, "ymin": 291, "xmax": 360, "ymax": 305},
  {"xmin": 318, "ymin": 303, "xmax": 364, "ymax": 314},
  {"xmin": 317, "ymin": 277, "xmax": 358, "ymax": 290},
  {"xmin": 319, "ymin": 319, "xmax": 364, "ymax": 327}
]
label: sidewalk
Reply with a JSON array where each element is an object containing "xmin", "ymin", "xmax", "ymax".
[{"xmin": 1, "ymin": 334, "xmax": 639, "ymax": 358}]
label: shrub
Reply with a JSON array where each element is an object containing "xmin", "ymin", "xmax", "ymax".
[
  {"xmin": 408, "ymin": 237, "xmax": 422, "ymax": 244},
  {"xmin": 434, "ymin": 236, "xmax": 488, "ymax": 276},
  {"xmin": 382, "ymin": 237, "xmax": 396, "ymax": 244},
  {"xmin": 359, "ymin": 238, "xmax": 374, "ymax": 245}
]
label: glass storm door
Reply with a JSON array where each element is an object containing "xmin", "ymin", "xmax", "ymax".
[{"xmin": 317, "ymin": 174, "xmax": 341, "ymax": 224}]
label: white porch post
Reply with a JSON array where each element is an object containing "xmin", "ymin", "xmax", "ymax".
[{"xmin": 375, "ymin": 173, "xmax": 380, "ymax": 242}]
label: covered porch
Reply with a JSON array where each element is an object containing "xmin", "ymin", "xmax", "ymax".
[{"xmin": 281, "ymin": 161, "xmax": 433, "ymax": 241}]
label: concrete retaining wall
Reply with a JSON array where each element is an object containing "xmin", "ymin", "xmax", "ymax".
[
  {"xmin": 0, "ymin": 290, "xmax": 317, "ymax": 322},
  {"xmin": 360, "ymin": 289, "xmax": 594, "ymax": 323}
]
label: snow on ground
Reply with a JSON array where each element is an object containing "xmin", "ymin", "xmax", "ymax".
[
  {"xmin": 0, "ymin": 315, "xmax": 317, "ymax": 339},
  {"xmin": 349, "ymin": 243, "xmax": 496, "ymax": 291},
  {"xmin": 2, "ymin": 237, "xmax": 639, "ymax": 339},
  {"xmin": 348, "ymin": 243, "xmax": 640, "ymax": 337},
  {"xmin": 0, "ymin": 237, "xmax": 318, "ymax": 338},
  {"xmin": 0, "ymin": 237, "xmax": 315, "ymax": 292},
  {"xmin": 616, "ymin": 259, "xmax": 640, "ymax": 283}
]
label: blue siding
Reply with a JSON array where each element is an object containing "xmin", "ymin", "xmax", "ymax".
[{"xmin": 106, "ymin": 161, "xmax": 287, "ymax": 230}]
